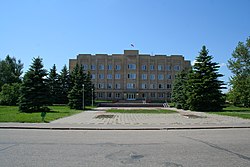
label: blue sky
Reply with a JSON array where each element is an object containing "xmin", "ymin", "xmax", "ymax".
[{"xmin": 1, "ymin": 0, "xmax": 250, "ymax": 91}]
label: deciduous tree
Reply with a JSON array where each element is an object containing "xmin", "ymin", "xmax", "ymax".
[
  {"xmin": 0, "ymin": 55, "xmax": 23, "ymax": 90},
  {"xmin": 0, "ymin": 83, "xmax": 21, "ymax": 105},
  {"xmin": 227, "ymin": 37, "xmax": 250, "ymax": 107}
]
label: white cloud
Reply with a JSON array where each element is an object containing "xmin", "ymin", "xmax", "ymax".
[
  {"xmin": 219, "ymin": 63, "xmax": 227, "ymax": 67},
  {"xmin": 191, "ymin": 60, "xmax": 196, "ymax": 66},
  {"xmin": 191, "ymin": 60, "xmax": 203, "ymax": 66},
  {"xmin": 192, "ymin": 60, "xmax": 227, "ymax": 67}
]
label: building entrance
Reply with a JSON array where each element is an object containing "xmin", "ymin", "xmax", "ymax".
[{"xmin": 127, "ymin": 93, "xmax": 136, "ymax": 100}]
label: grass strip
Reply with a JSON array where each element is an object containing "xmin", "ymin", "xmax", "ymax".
[
  {"xmin": 0, "ymin": 105, "xmax": 83, "ymax": 123},
  {"xmin": 209, "ymin": 106, "xmax": 250, "ymax": 119}
]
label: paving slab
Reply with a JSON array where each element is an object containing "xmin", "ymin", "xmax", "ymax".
[
  {"xmin": 1, "ymin": 107, "xmax": 250, "ymax": 130},
  {"xmin": 50, "ymin": 107, "xmax": 250, "ymax": 126}
]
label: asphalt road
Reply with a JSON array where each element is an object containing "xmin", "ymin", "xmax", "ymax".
[{"xmin": 1, "ymin": 129, "xmax": 250, "ymax": 167}]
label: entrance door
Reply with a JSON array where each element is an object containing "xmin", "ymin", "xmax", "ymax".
[{"xmin": 127, "ymin": 93, "xmax": 136, "ymax": 100}]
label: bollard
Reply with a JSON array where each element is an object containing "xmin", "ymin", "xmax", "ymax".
[{"xmin": 41, "ymin": 112, "xmax": 46, "ymax": 122}]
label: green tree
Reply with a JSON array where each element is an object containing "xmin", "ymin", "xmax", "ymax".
[
  {"xmin": 227, "ymin": 37, "xmax": 250, "ymax": 107},
  {"xmin": 172, "ymin": 70, "xmax": 190, "ymax": 109},
  {"xmin": 47, "ymin": 64, "xmax": 60, "ymax": 104},
  {"xmin": 0, "ymin": 83, "xmax": 21, "ymax": 105},
  {"xmin": 84, "ymin": 71, "xmax": 95, "ymax": 106},
  {"xmin": 0, "ymin": 55, "xmax": 23, "ymax": 90},
  {"xmin": 19, "ymin": 57, "xmax": 50, "ymax": 112},
  {"xmin": 57, "ymin": 65, "xmax": 70, "ymax": 104},
  {"xmin": 68, "ymin": 65, "xmax": 95, "ymax": 109},
  {"xmin": 187, "ymin": 46, "xmax": 225, "ymax": 111},
  {"xmin": 68, "ymin": 64, "xmax": 85, "ymax": 109}
]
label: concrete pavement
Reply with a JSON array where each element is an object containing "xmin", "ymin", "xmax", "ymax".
[{"xmin": 1, "ymin": 107, "xmax": 250, "ymax": 130}]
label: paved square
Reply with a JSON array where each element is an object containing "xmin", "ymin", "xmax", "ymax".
[{"xmin": 51, "ymin": 107, "xmax": 250, "ymax": 127}]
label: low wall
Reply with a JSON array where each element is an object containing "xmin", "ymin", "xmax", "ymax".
[{"xmin": 97, "ymin": 103, "xmax": 164, "ymax": 107}]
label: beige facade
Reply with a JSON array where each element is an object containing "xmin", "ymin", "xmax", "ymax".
[{"xmin": 69, "ymin": 50, "xmax": 191, "ymax": 101}]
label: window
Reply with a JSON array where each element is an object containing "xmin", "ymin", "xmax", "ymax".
[
  {"xmin": 98, "ymin": 92, "xmax": 104, "ymax": 98},
  {"xmin": 91, "ymin": 74, "xmax": 96, "ymax": 79},
  {"xmin": 142, "ymin": 65, "xmax": 147, "ymax": 70},
  {"xmin": 108, "ymin": 64, "xmax": 112, "ymax": 70},
  {"xmin": 142, "ymin": 74, "xmax": 147, "ymax": 80},
  {"xmin": 107, "ymin": 92, "xmax": 112, "ymax": 98},
  {"xmin": 115, "ymin": 83, "xmax": 121, "ymax": 89},
  {"xmin": 159, "ymin": 84, "xmax": 164, "ymax": 89},
  {"xmin": 158, "ymin": 65, "xmax": 163, "ymax": 71},
  {"xmin": 115, "ymin": 93, "xmax": 120, "ymax": 98},
  {"xmin": 167, "ymin": 92, "xmax": 172, "ymax": 98},
  {"xmin": 98, "ymin": 83, "xmax": 104, "ymax": 89},
  {"xmin": 142, "ymin": 83, "xmax": 147, "ymax": 89},
  {"xmin": 174, "ymin": 65, "xmax": 180, "ymax": 71},
  {"xmin": 150, "ymin": 84, "xmax": 156, "ymax": 89},
  {"xmin": 128, "ymin": 73, "xmax": 136, "ymax": 79},
  {"xmin": 166, "ymin": 74, "xmax": 171, "ymax": 80},
  {"xmin": 166, "ymin": 65, "xmax": 171, "ymax": 71},
  {"xmin": 151, "ymin": 92, "xmax": 155, "ymax": 98},
  {"xmin": 158, "ymin": 74, "xmax": 164, "ymax": 80},
  {"xmin": 107, "ymin": 74, "xmax": 112, "ymax": 79},
  {"xmin": 98, "ymin": 74, "xmax": 104, "ymax": 79},
  {"xmin": 167, "ymin": 84, "xmax": 172, "ymax": 89},
  {"xmin": 150, "ymin": 65, "xmax": 154, "ymax": 70},
  {"xmin": 115, "ymin": 74, "xmax": 121, "ymax": 79},
  {"xmin": 99, "ymin": 64, "xmax": 104, "ymax": 70},
  {"xmin": 107, "ymin": 83, "xmax": 112, "ymax": 89},
  {"xmin": 128, "ymin": 64, "xmax": 136, "ymax": 69},
  {"xmin": 158, "ymin": 93, "xmax": 164, "ymax": 98},
  {"xmin": 127, "ymin": 83, "xmax": 136, "ymax": 89},
  {"xmin": 83, "ymin": 64, "xmax": 88, "ymax": 70},
  {"xmin": 150, "ymin": 74, "xmax": 155, "ymax": 80},
  {"xmin": 90, "ymin": 65, "xmax": 95, "ymax": 70},
  {"xmin": 115, "ymin": 65, "xmax": 121, "ymax": 70}
]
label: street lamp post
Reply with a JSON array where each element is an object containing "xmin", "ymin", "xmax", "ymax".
[
  {"xmin": 82, "ymin": 84, "xmax": 85, "ymax": 110},
  {"xmin": 91, "ymin": 88, "xmax": 94, "ymax": 107}
]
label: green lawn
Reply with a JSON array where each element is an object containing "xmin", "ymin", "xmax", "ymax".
[
  {"xmin": 209, "ymin": 106, "xmax": 250, "ymax": 119},
  {"xmin": 107, "ymin": 109, "xmax": 176, "ymax": 114},
  {"xmin": 0, "ymin": 105, "xmax": 83, "ymax": 123}
]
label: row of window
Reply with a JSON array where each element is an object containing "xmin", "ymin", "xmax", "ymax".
[
  {"xmin": 97, "ymin": 83, "xmax": 172, "ymax": 89},
  {"xmin": 83, "ymin": 64, "xmax": 180, "ymax": 71},
  {"xmin": 97, "ymin": 92, "xmax": 172, "ymax": 98},
  {"xmin": 92, "ymin": 74, "xmax": 173, "ymax": 80},
  {"xmin": 83, "ymin": 64, "xmax": 121, "ymax": 71}
]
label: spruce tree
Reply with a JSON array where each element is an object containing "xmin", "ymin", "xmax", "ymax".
[
  {"xmin": 187, "ymin": 46, "xmax": 225, "ymax": 111},
  {"xmin": 84, "ymin": 71, "xmax": 95, "ymax": 106},
  {"xmin": 68, "ymin": 64, "xmax": 85, "ymax": 109},
  {"xmin": 172, "ymin": 70, "xmax": 190, "ymax": 109},
  {"xmin": 19, "ymin": 57, "xmax": 50, "ymax": 112},
  {"xmin": 47, "ymin": 64, "xmax": 60, "ymax": 104},
  {"xmin": 57, "ymin": 65, "xmax": 70, "ymax": 104}
]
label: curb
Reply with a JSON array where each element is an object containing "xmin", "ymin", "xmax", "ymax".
[{"xmin": 1, "ymin": 126, "xmax": 250, "ymax": 131}]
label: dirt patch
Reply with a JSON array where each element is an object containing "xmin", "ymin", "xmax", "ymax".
[
  {"xmin": 95, "ymin": 115, "xmax": 115, "ymax": 119},
  {"xmin": 183, "ymin": 114, "xmax": 207, "ymax": 119}
]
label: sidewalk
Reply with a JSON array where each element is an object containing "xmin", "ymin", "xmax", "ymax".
[{"xmin": 1, "ymin": 107, "xmax": 250, "ymax": 130}]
